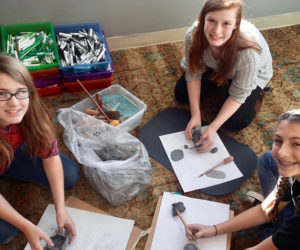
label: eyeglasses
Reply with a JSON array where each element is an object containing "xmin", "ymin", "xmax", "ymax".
[{"xmin": 0, "ymin": 90, "xmax": 31, "ymax": 101}]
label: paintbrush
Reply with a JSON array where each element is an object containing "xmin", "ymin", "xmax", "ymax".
[
  {"xmin": 172, "ymin": 202, "xmax": 186, "ymax": 226},
  {"xmin": 198, "ymin": 156, "xmax": 234, "ymax": 177},
  {"xmin": 76, "ymin": 79, "xmax": 112, "ymax": 123},
  {"xmin": 175, "ymin": 209, "xmax": 186, "ymax": 226}
]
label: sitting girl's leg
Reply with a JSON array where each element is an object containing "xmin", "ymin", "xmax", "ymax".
[
  {"xmin": 257, "ymin": 151, "xmax": 279, "ymax": 197},
  {"xmin": 0, "ymin": 219, "xmax": 18, "ymax": 244},
  {"xmin": 2, "ymin": 145, "xmax": 80, "ymax": 189}
]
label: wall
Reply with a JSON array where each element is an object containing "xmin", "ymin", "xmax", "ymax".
[{"xmin": 0, "ymin": 0, "xmax": 299, "ymax": 37}]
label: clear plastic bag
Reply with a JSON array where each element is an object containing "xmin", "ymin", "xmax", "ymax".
[{"xmin": 57, "ymin": 108, "xmax": 152, "ymax": 206}]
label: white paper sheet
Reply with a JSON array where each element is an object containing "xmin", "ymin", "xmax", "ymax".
[
  {"xmin": 159, "ymin": 127, "xmax": 243, "ymax": 192},
  {"xmin": 24, "ymin": 205, "xmax": 134, "ymax": 250},
  {"xmin": 151, "ymin": 192, "xmax": 230, "ymax": 250}
]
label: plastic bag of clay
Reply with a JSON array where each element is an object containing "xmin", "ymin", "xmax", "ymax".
[{"xmin": 57, "ymin": 108, "xmax": 152, "ymax": 206}]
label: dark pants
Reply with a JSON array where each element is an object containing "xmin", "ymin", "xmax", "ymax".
[
  {"xmin": 174, "ymin": 71, "xmax": 262, "ymax": 131},
  {"xmin": 0, "ymin": 145, "xmax": 80, "ymax": 244}
]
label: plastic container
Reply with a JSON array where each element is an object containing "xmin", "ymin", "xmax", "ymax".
[
  {"xmin": 36, "ymin": 85, "xmax": 62, "ymax": 97},
  {"xmin": 53, "ymin": 23, "xmax": 114, "ymax": 75},
  {"xmin": 30, "ymin": 67, "xmax": 60, "ymax": 79},
  {"xmin": 71, "ymin": 85, "xmax": 147, "ymax": 132},
  {"xmin": 34, "ymin": 74, "xmax": 62, "ymax": 88},
  {"xmin": 63, "ymin": 64, "xmax": 114, "ymax": 82},
  {"xmin": 0, "ymin": 22, "xmax": 60, "ymax": 71},
  {"xmin": 63, "ymin": 75, "xmax": 113, "ymax": 92}
]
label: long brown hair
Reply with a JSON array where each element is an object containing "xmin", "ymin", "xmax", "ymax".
[
  {"xmin": 267, "ymin": 109, "xmax": 300, "ymax": 222},
  {"xmin": 0, "ymin": 53, "xmax": 55, "ymax": 167},
  {"xmin": 189, "ymin": 0, "xmax": 261, "ymax": 86}
]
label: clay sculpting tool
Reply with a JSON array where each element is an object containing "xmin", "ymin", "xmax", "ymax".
[
  {"xmin": 172, "ymin": 202, "xmax": 186, "ymax": 226},
  {"xmin": 198, "ymin": 156, "xmax": 234, "ymax": 177},
  {"xmin": 77, "ymin": 80, "xmax": 119, "ymax": 126}
]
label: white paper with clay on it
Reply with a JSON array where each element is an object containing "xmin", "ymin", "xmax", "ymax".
[
  {"xmin": 159, "ymin": 126, "xmax": 243, "ymax": 192},
  {"xmin": 151, "ymin": 192, "xmax": 230, "ymax": 250},
  {"xmin": 24, "ymin": 204, "xmax": 134, "ymax": 250}
]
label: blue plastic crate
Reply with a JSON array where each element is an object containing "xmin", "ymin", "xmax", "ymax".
[{"xmin": 53, "ymin": 23, "xmax": 113, "ymax": 75}]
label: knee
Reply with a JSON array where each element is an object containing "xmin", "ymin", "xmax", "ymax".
[
  {"xmin": 60, "ymin": 153, "xmax": 80, "ymax": 189},
  {"xmin": 64, "ymin": 165, "xmax": 80, "ymax": 189},
  {"xmin": 222, "ymin": 117, "xmax": 252, "ymax": 131},
  {"xmin": 0, "ymin": 220, "xmax": 18, "ymax": 244},
  {"xmin": 257, "ymin": 151, "xmax": 275, "ymax": 176},
  {"xmin": 174, "ymin": 74, "xmax": 189, "ymax": 104}
]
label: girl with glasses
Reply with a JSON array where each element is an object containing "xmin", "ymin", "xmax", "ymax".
[
  {"xmin": 0, "ymin": 53, "xmax": 80, "ymax": 249},
  {"xmin": 175, "ymin": 0, "xmax": 273, "ymax": 152},
  {"xmin": 185, "ymin": 109, "xmax": 300, "ymax": 249}
]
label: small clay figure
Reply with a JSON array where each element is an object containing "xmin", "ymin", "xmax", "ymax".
[
  {"xmin": 191, "ymin": 126, "xmax": 201, "ymax": 145},
  {"xmin": 184, "ymin": 243, "xmax": 198, "ymax": 250},
  {"xmin": 172, "ymin": 202, "xmax": 186, "ymax": 216},
  {"xmin": 44, "ymin": 233, "xmax": 71, "ymax": 250},
  {"xmin": 210, "ymin": 147, "xmax": 218, "ymax": 153},
  {"xmin": 192, "ymin": 126, "xmax": 204, "ymax": 148}
]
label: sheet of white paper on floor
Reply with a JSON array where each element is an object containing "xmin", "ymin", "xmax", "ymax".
[
  {"xmin": 24, "ymin": 204, "xmax": 134, "ymax": 250},
  {"xmin": 159, "ymin": 126, "xmax": 243, "ymax": 192},
  {"xmin": 151, "ymin": 192, "xmax": 230, "ymax": 250}
]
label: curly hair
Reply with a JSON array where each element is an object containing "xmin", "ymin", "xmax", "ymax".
[{"xmin": 0, "ymin": 53, "xmax": 55, "ymax": 168}]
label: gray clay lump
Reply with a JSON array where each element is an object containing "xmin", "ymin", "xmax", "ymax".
[
  {"xmin": 184, "ymin": 243, "xmax": 198, "ymax": 250},
  {"xmin": 170, "ymin": 149, "xmax": 184, "ymax": 161},
  {"xmin": 210, "ymin": 147, "xmax": 218, "ymax": 153},
  {"xmin": 172, "ymin": 201, "xmax": 186, "ymax": 216}
]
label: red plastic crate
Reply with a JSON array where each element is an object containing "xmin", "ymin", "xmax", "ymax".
[
  {"xmin": 62, "ymin": 75, "xmax": 113, "ymax": 92},
  {"xmin": 36, "ymin": 85, "xmax": 62, "ymax": 97},
  {"xmin": 31, "ymin": 67, "xmax": 60, "ymax": 79}
]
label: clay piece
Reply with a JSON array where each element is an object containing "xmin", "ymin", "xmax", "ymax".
[
  {"xmin": 210, "ymin": 147, "xmax": 218, "ymax": 153},
  {"xmin": 172, "ymin": 202, "xmax": 186, "ymax": 216},
  {"xmin": 44, "ymin": 233, "xmax": 71, "ymax": 250},
  {"xmin": 170, "ymin": 149, "xmax": 184, "ymax": 161},
  {"xmin": 191, "ymin": 126, "xmax": 204, "ymax": 147},
  {"xmin": 191, "ymin": 126, "xmax": 201, "ymax": 144},
  {"xmin": 206, "ymin": 169, "xmax": 226, "ymax": 179},
  {"xmin": 184, "ymin": 243, "xmax": 198, "ymax": 250}
]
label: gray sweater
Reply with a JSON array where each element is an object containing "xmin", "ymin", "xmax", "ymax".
[{"xmin": 181, "ymin": 20, "xmax": 273, "ymax": 104}]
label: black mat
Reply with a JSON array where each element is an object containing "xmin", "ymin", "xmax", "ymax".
[{"xmin": 138, "ymin": 107, "xmax": 257, "ymax": 196}]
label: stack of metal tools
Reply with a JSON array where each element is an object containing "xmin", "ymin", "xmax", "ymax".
[{"xmin": 56, "ymin": 28, "xmax": 106, "ymax": 67}]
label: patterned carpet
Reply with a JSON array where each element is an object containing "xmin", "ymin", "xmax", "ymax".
[{"xmin": 1, "ymin": 24, "xmax": 299, "ymax": 250}]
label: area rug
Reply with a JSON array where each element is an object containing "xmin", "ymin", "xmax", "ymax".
[{"xmin": 1, "ymin": 24, "xmax": 299, "ymax": 250}]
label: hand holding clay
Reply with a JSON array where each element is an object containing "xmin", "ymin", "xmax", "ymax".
[
  {"xmin": 185, "ymin": 224, "xmax": 217, "ymax": 241},
  {"xmin": 195, "ymin": 125, "xmax": 216, "ymax": 153}
]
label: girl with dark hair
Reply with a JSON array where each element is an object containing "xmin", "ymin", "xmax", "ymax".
[
  {"xmin": 0, "ymin": 54, "xmax": 80, "ymax": 249},
  {"xmin": 175, "ymin": 0, "xmax": 273, "ymax": 152},
  {"xmin": 185, "ymin": 109, "xmax": 300, "ymax": 249}
]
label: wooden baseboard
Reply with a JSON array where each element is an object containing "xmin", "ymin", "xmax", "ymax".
[{"xmin": 107, "ymin": 12, "xmax": 300, "ymax": 51}]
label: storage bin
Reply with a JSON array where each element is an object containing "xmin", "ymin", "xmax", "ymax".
[
  {"xmin": 1, "ymin": 22, "xmax": 60, "ymax": 71},
  {"xmin": 53, "ymin": 23, "xmax": 113, "ymax": 75},
  {"xmin": 62, "ymin": 75, "xmax": 113, "ymax": 92},
  {"xmin": 36, "ymin": 85, "xmax": 62, "ymax": 97},
  {"xmin": 70, "ymin": 85, "xmax": 147, "ymax": 132},
  {"xmin": 30, "ymin": 67, "xmax": 60, "ymax": 79},
  {"xmin": 34, "ymin": 74, "xmax": 62, "ymax": 88},
  {"xmin": 63, "ymin": 64, "xmax": 113, "ymax": 82}
]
